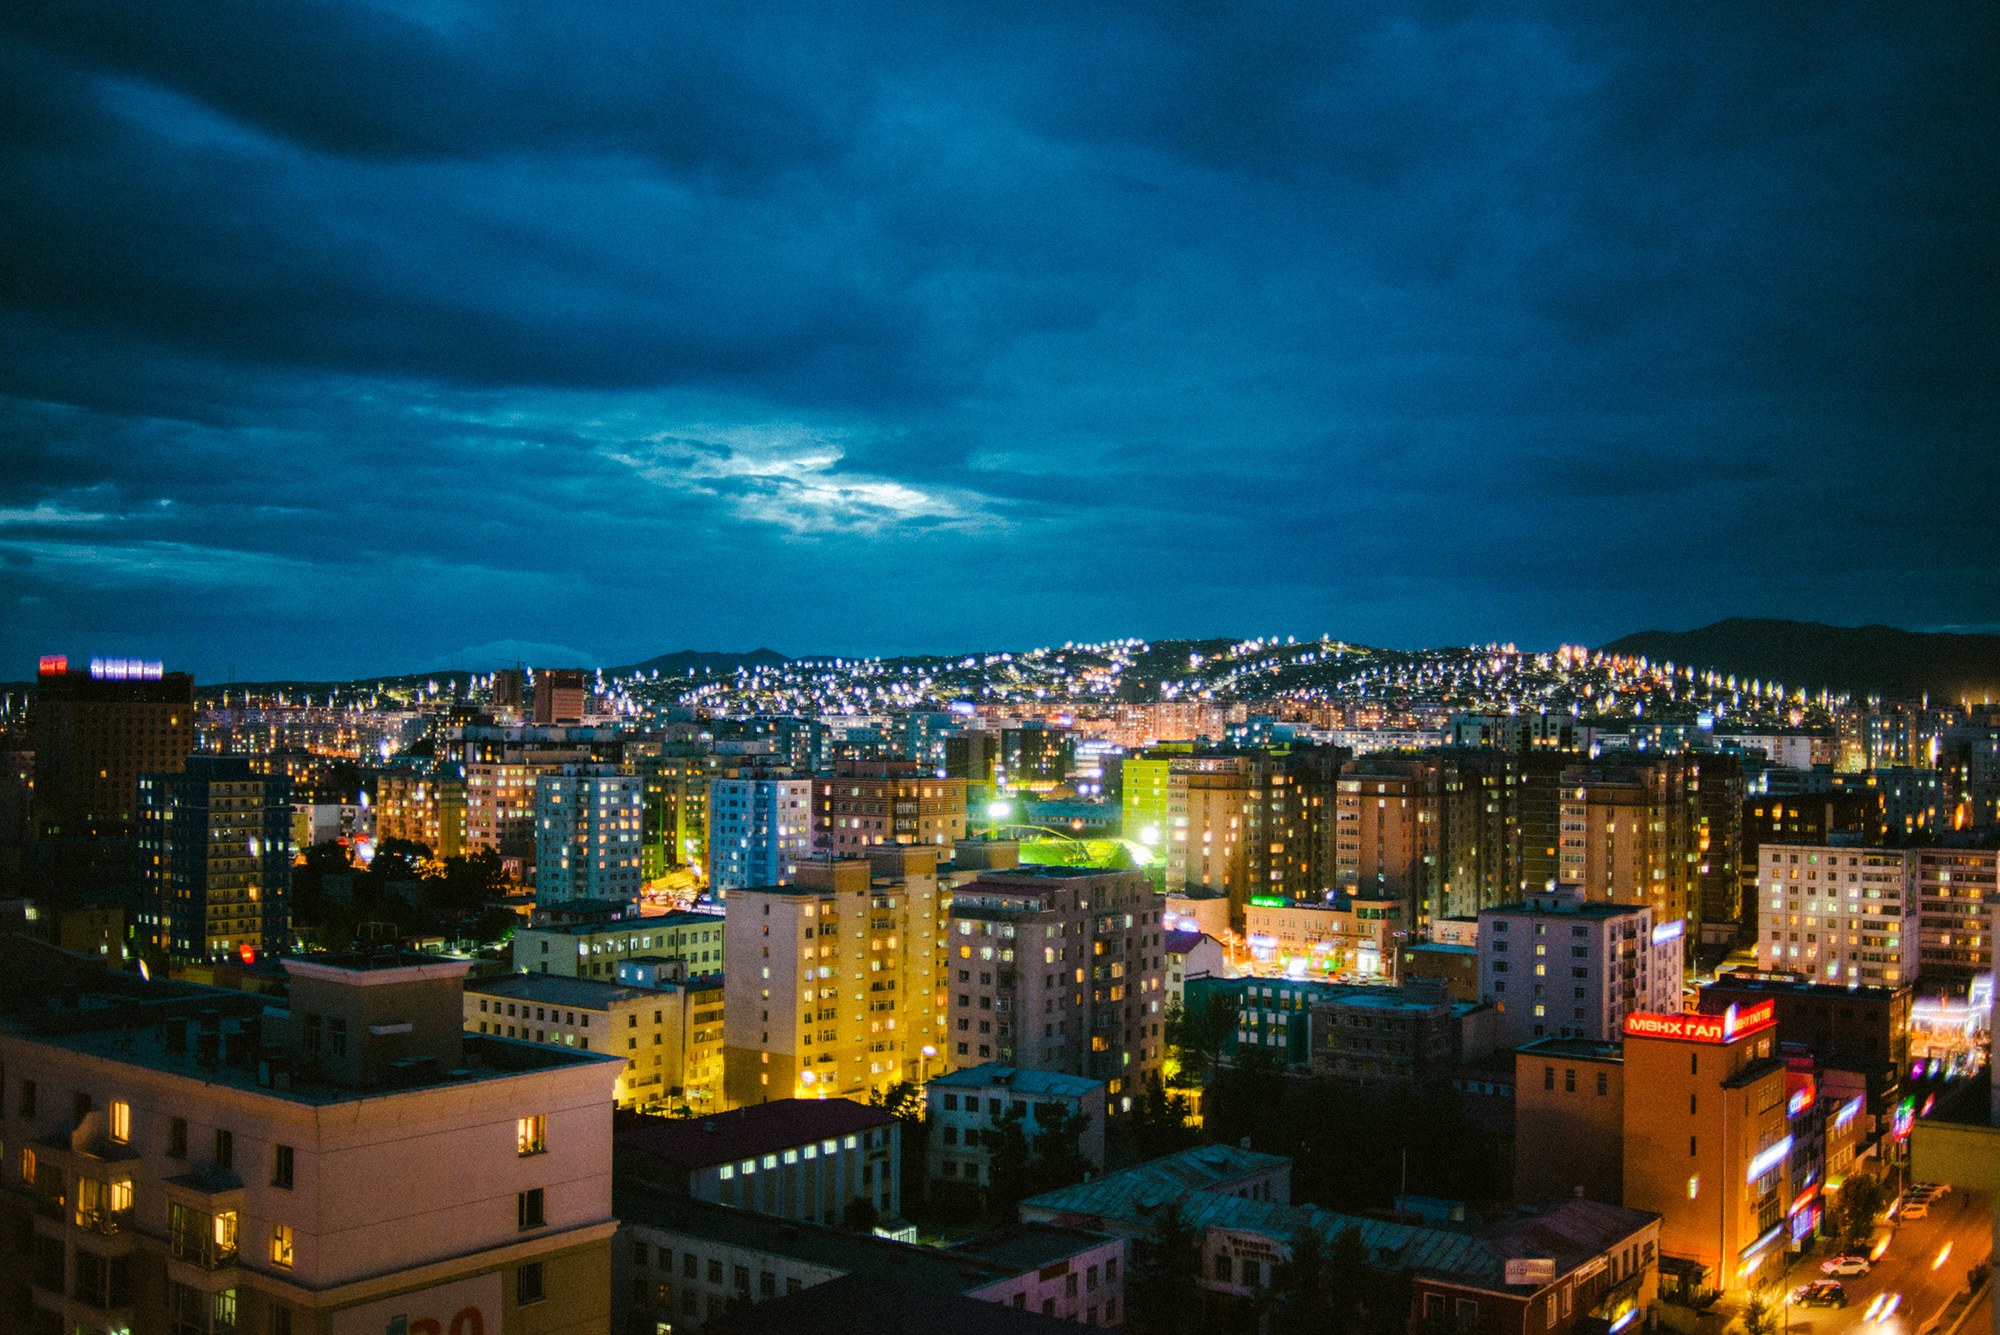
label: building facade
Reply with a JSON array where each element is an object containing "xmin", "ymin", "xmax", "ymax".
[
  {"xmin": 467, "ymin": 972, "xmax": 722, "ymax": 1112},
  {"xmin": 138, "ymin": 755, "xmax": 293, "ymax": 964},
  {"xmin": 534, "ymin": 767, "xmax": 644, "ymax": 906},
  {"xmin": 1477, "ymin": 891, "xmax": 1682, "ymax": 1050},
  {"xmin": 924, "ymin": 1065, "xmax": 1109, "ymax": 1194},
  {"xmin": 0, "ymin": 942, "xmax": 622, "ymax": 1335},
  {"xmin": 707, "ymin": 778, "xmax": 813, "ymax": 893},
  {"xmin": 31, "ymin": 657, "xmax": 194, "ymax": 838},
  {"xmin": 722, "ymin": 848, "xmax": 946, "ymax": 1107},
  {"xmin": 946, "ymin": 866, "xmax": 1166, "ymax": 1109},
  {"xmin": 1754, "ymin": 845, "xmax": 1920, "ymax": 987}
]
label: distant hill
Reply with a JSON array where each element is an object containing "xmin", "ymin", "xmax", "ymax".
[
  {"xmin": 613, "ymin": 648, "xmax": 789, "ymax": 676},
  {"xmin": 1601, "ymin": 618, "xmax": 2000, "ymax": 703}
]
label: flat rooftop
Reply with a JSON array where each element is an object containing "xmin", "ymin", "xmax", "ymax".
[
  {"xmin": 927, "ymin": 1064, "xmax": 1106, "ymax": 1099},
  {"xmin": 615, "ymin": 1099, "xmax": 897, "ymax": 1171},
  {"xmin": 520, "ymin": 911, "xmax": 720, "ymax": 935},
  {"xmin": 1516, "ymin": 1038, "xmax": 1624, "ymax": 1064},
  {"xmin": 0, "ymin": 938, "xmax": 619, "ymax": 1106}
]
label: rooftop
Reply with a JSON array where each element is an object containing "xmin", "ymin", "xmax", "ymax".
[
  {"xmin": 1026, "ymin": 1152, "xmax": 1656, "ymax": 1294},
  {"xmin": 1516, "ymin": 1038, "xmax": 1624, "ymax": 1064},
  {"xmin": 465, "ymin": 973, "xmax": 657, "ymax": 1008},
  {"xmin": 1702, "ymin": 971, "xmax": 1908, "ymax": 1001},
  {"xmin": 1163, "ymin": 929, "xmax": 1216, "ymax": 956},
  {"xmin": 704, "ymin": 1271, "xmax": 1095, "ymax": 1335},
  {"xmin": 614, "ymin": 1189, "xmax": 1010, "ymax": 1294},
  {"xmin": 926, "ymin": 1064, "xmax": 1106, "ymax": 1099},
  {"xmin": 1482, "ymin": 898, "xmax": 1648, "ymax": 921},
  {"xmin": 1021, "ymin": 1143, "xmax": 1286, "ymax": 1220},
  {"xmin": 949, "ymin": 1223, "xmax": 1120, "ymax": 1273},
  {"xmin": 1404, "ymin": 942, "xmax": 1477, "ymax": 957},
  {"xmin": 519, "ymin": 910, "xmax": 721, "ymax": 936},
  {"xmin": 0, "ymin": 937, "xmax": 619, "ymax": 1105},
  {"xmin": 615, "ymin": 1098, "xmax": 897, "ymax": 1171}
]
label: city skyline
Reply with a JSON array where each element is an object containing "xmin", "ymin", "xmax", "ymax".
[{"xmin": 3, "ymin": 4, "xmax": 1997, "ymax": 676}]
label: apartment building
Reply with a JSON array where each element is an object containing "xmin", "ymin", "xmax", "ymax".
[
  {"xmin": 1477, "ymin": 890, "xmax": 1683, "ymax": 1050},
  {"xmin": 1913, "ymin": 848, "xmax": 1998, "ymax": 982},
  {"xmin": 0, "ymin": 939, "xmax": 621, "ymax": 1335},
  {"xmin": 534, "ymin": 767, "xmax": 644, "ymax": 906},
  {"xmin": 373, "ymin": 764, "xmax": 467, "ymax": 857},
  {"xmin": 612, "ymin": 1194, "xmax": 1123, "ymax": 1334},
  {"xmin": 1754, "ymin": 845, "xmax": 1919, "ymax": 987},
  {"xmin": 946, "ymin": 866, "xmax": 1166, "ymax": 1109},
  {"xmin": 813, "ymin": 761, "xmax": 968, "ymax": 854},
  {"xmin": 1334, "ymin": 763, "xmax": 1431, "ymax": 907},
  {"xmin": 513, "ymin": 906, "xmax": 724, "ymax": 980},
  {"xmin": 925, "ymin": 1065, "xmax": 1109, "ymax": 1194},
  {"xmin": 467, "ymin": 972, "xmax": 723, "ymax": 1113},
  {"xmin": 613, "ymin": 1098, "xmax": 900, "ymax": 1225},
  {"xmin": 707, "ymin": 777, "xmax": 813, "ymax": 893},
  {"xmin": 721, "ymin": 847, "xmax": 946, "ymax": 1106},
  {"xmin": 1161, "ymin": 748, "xmax": 1341, "ymax": 929},
  {"xmin": 638, "ymin": 753, "xmax": 716, "ymax": 881},
  {"xmin": 138, "ymin": 755, "xmax": 293, "ymax": 964},
  {"xmin": 1622, "ymin": 1000, "xmax": 1790, "ymax": 1293}
]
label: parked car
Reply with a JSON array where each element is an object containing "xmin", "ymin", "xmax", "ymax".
[
  {"xmin": 1796, "ymin": 1282, "xmax": 1848, "ymax": 1309},
  {"xmin": 1901, "ymin": 1199, "xmax": 1931, "ymax": 1220},
  {"xmin": 1823, "ymin": 1257, "xmax": 1872, "ymax": 1277}
]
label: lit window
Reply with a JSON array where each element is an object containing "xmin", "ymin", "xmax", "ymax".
[
  {"xmin": 271, "ymin": 1223, "xmax": 294, "ymax": 1267},
  {"xmin": 109, "ymin": 1099, "xmax": 132, "ymax": 1144},
  {"xmin": 517, "ymin": 1115, "xmax": 547, "ymax": 1157}
]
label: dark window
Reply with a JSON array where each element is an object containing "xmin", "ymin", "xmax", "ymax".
[
  {"xmin": 19, "ymin": 1079, "xmax": 35, "ymax": 1117},
  {"xmin": 517, "ymin": 1188, "xmax": 546, "ymax": 1230},
  {"xmin": 213, "ymin": 1128, "xmax": 234, "ymax": 1171},
  {"xmin": 272, "ymin": 1144, "xmax": 294, "ymax": 1190},
  {"xmin": 169, "ymin": 1117, "xmax": 188, "ymax": 1158},
  {"xmin": 73, "ymin": 1092, "xmax": 93, "ymax": 1126},
  {"xmin": 517, "ymin": 1261, "xmax": 545, "ymax": 1304}
]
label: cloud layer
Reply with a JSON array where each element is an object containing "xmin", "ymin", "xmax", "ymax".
[{"xmin": 2, "ymin": 1, "xmax": 1995, "ymax": 678}]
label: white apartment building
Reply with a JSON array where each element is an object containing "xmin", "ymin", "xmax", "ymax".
[
  {"xmin": 1755, "ymin": 845, "xmax": 1923, "ymax": 987},
  {"xmin": 1477, "ymin": 889, "xmax": 1683, "ymax": 1050},
  {"xmin": 707, "ymin": 777, "xmax": 813, "ymax": 893},
  {"xmin": 534, "ymin": 766, "xmax": 644, "ymax": 905},
  {"xmin": 0, "ymin": 940, "xmax": 621, "ymax": 1335},
  {"xmin": 513, "ymin": 908, "xmax": 724, "ymax": 979}
]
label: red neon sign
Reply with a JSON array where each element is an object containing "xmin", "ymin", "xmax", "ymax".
[
  {"xmin": 38, "ymin": 655, "xmax": 68, "ymax": 677},
  {"xmin": 1623, "ymin": 1000, "xmax": 1776, "ymax": 1045}
]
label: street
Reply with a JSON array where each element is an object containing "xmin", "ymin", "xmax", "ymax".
[{"xmin": 1774, "ymin": 1193, "xmax": 1991, "ymax": 1335}]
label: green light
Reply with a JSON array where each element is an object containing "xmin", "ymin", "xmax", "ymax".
[{"xmin": 1248, "ymin": 896, "xmax": 1289, "ymax": 908}]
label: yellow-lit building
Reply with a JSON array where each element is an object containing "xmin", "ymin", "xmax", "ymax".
[
  {"xmin": 722, "ymin": 847, "xmax": 946, "ymax": 1107},
  {"xmin": 1622, "ymin": 1001, "xmax": 1789, "ymax": 1296},
  {"xmin": 373, "ymin": 766, "xmax": 466, "ymax": 858}
]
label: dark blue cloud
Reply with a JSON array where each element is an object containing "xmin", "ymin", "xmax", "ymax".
[{"xmin": 0, "ymin": 0, "xmax": 1995, "ymax": 679}]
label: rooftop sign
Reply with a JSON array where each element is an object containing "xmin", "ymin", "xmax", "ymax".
[{"xmin": 1623, "ymin": 999, "xmax": 1776, "ymax": 1045}]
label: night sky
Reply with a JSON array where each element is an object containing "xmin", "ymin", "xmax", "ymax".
[{"xmin": 1, "ymin": 2, "xmax": 1995, "ymax": 681}]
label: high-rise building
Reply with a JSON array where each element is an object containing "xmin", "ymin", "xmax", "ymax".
[
  {"xmin": 1753, "ymin": 845, "xmax": 1920, "ymax": 987},
  {"xmin": 1334, "ymin": 760, "xmax": 1431, "ymax": 912},
  {"xmin": 813, "ymin": 761, "xmax": 968, "ymax": 854},
  {"xmin": 372, "ymin": 763, "xmax": 466, "ymax": 856},
  {"xmin": 138, "ymin": 755, "xmax": 293, "ymax": 964},
  {"xmin": 946, "ymin": 865, "xmax": 1165, "ymax": 1109},
  {"xmin": 1476, "ymin": 889, "xmax": 1682, "ymax": 1050},
  {"xmin": 31, "ymin": 656, "xmax": 194, "ymax": 838},
  {"xmin": 638, "ymin": 752, "xmax": 716, "ymax": 880},
  {"xmin": 1621, "ymin": 1000, "xmax": 1790, "ymax": 1292},
  {"xmin": 1118, "ymin": 754, "xmax": 1173, "ymax": 852},
  {"xmin": 0, "ymin": 940, "xmax": 621, "ymax": 1335},
  {"xmin": 1912, "ymin": 848, "xmax": 1998, "ymax": 983},
  {"xmin": 534, "ymin": 766, "xmax": 643, "ymax": 905},
  {"xmin": 531, "ymin": 668, "xmax": 590, "ymax": 725},
  {"xmin": 1162, "ymin": 747, "xmax": 1341, "ymax": 929},
  {"xmin": 722, "ymin": 847, "xmax": 947, "ymax": 1106},
  {"xmin": 707, "ymin": 776, "xmax": 813, "ymax": 893}
]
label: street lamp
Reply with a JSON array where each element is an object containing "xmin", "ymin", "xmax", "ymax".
[{"xmin": 918, "ymin": 1045, "xmax": 937, "ymax": 1089}]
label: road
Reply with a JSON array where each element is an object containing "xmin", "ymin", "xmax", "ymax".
[{"xmin": 1773, "ymin": 1192, "xmax": 1991, "ymax": 1335}]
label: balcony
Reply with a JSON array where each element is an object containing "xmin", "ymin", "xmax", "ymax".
[{"xmin": 168, "ymin": 1200, "xmax": 241, "ymax": 1270}]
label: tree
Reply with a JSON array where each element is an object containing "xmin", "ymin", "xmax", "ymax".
[
  {"xmin": 1837, "ymin": 1174, "xmax": 1885, "ymax": 1247},
  {"xmin": 1743, "ymin": 1288, "xmax": 1777, "ymax": 1335},
  {"xmin": 1126, "ymin": 1200, "xmax": 1206, "ymax": 1335},
  {"xmin": 1132, "ymin": 1070, "xmax": 1201, "ymax": 1161}
]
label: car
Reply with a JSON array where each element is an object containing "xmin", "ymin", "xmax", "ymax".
[
  {"xmin": 1797, "ymin": 1282, "xmax": 1848, "ymax": 1309},
  {"xmin": 1823, "ymin": 1257, "xmax": 1872, "ymax": 1276},
  {"xmin": 1901, "ymin": 1199, "xmax": 1930, "ymax": 1219}
]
